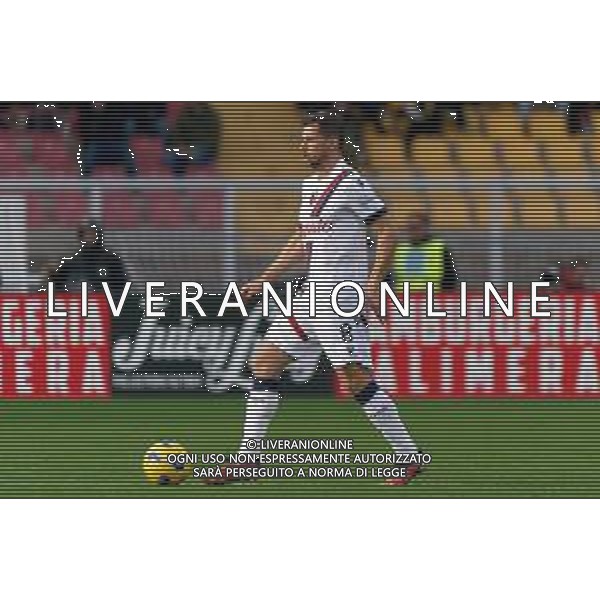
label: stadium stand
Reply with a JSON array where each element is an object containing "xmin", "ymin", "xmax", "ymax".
[
  {"xmin": 2, "ymin": 101, "xmax": 600, "ymax": 288},
  {"xmin": 213, "ymin": 101, "xmax": 307, "ymax": 178}
]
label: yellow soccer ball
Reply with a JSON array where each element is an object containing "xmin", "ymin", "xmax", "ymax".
[{"xmin": 143, "ymin": 440, "xmax": 193, "ymax": 485}]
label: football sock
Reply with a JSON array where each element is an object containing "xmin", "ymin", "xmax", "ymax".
[
  {"xmin": 239, "ymin": 378, "xmax": 281, "ymax": 454},
  {"xmin": 356, "ymin": 381, "xmax": 419, "ymax": 455}
]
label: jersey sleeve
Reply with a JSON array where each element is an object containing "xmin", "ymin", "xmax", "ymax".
[{"xmin": 345, "ymin": 174, "xmax": 387, "ymax": 224}]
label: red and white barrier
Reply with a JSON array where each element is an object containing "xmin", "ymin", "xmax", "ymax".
[{"xmin": 0, "ymin": 294, "xmax": 111, "ymax": 399}]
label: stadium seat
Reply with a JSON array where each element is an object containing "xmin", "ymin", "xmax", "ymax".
[
  {"xmin": 495, "ymin": 136, "xmax": 554, "ymax": 227},
  {"xmin": 31, "ymin": 131, "xmax": 78, "ymax": 175},
  {"xmin": 483, "ymin": 103, "xmax": 523, "ymax": 140},
  {"xmin": 166, "ymin": 102, "xmax": 185, "ymax": 127},
  {"xmin": 587, "ymin": 129, "xmax": 600, "ymax": 170},
  {"xmin": 505, "ymin": 188, "xmax": 560, "ymax": 228},
  {"xmin": 498, "ymin": 137, "xmax": 545, "ymax": 176},
  {"xmin": 527, "ymin": 109, "xmax": 569, "ymax": 140},
  {"xmin": 213, "ymin": 102, "xmax": 307, "ymax": 178},
  {"xmin": 182, "ymin": 184, "xmax": 225, "ymax": 229},
  {"xmin": 102, "ymin": 189, "xmax": 142, "ymax": 228},
  {"xmin": 363, "ymin": 129, "xmax": 427, "ymax": 214},
  {"xmin": 463, "ymin": 103, "xmax": 486, "ymax": 135},
  {"xmin": 454, "ymin": 136, "xmax": 502, "ymax": 178},
  {"xmin": 27, "ymin": 190, "xmax": 86, "ymax": 228},
  {"xmin": 236, "ymin": 186, "xmax": 298, "ymax": 246},
  {"xmin": 408, "ymin": 137, "xmax": 482, "ymax": 226},
  {"xmin": 143, "ymin": 165, "xmax": 173, "ymax": 178},
  {"xmin": 92, "ymin": 165, "xmax": 133, "ymax": 179},
  {"xmin": 0, "ymin": 130, "xmax": 28, "ymax": 177},
  {"xmin": 562, "ymin": 189, "xmax": 600, "ymax": 227},
  {"xmin": 543, "ymin": 133, "xmax": 598, "ymax": 227},
  {"xmin": 130, "ymin": 135, "xmax": 166, "ymax": 173},
  {"xmin": 412, "ymin": 137, "xmax": 457, "ymax": 178},
  {"xmin": 426, "ymin": 187, "xmax": 471, "ymax": 228},
  {"xmin": 542, "ymin": 137, "xmax": 588, "ymax": 177},
  {"xmin": 145, "ymin": 188, "xmax": 184, "ymax": 227},
  {"xmin": 364, "ymin": 130, "xmax": 409, "ymax": 176}
]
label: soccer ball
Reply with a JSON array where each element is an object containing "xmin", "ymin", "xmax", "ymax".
[{"xmin": 143, "ymin": 440, "xmax": 193, "ymax": 485}]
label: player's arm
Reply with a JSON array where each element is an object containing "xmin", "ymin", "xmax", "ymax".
[
  {"xmin": 347, "ymin": 175, "xmax": 392, "ymax": 317},
  {"xmin": 367, "ymin": 214, "xmax": 395, "ymax": 286},
  {"xmin": 364, "ymin": 212, "xmax": 395, "ymax": 319},
  {"xmin": 241, "ymin": 229, "xmax": 305, "ymax": 299}
]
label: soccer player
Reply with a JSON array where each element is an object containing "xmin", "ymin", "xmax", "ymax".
[{"xmin": 213, "ymin": 110, "xmax": 422, "ymax": 486}]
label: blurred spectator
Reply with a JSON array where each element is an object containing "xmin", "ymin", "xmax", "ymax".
[
  {"xmin": 50, "ymin": 221, "xmax": 128, "ymax": 295},
  {"xmin": 78, "ymin": 102, "xmax": 136, "ymax": 177},
  {"xmin": 540, "ymin": 260, "xmax": 587, "ymax": 291},
  {"xmin": 0, "ymin": 103, "xmax": 32, "ymax": 128},
  {"xmin": 355, "ymin": 102, "xmax": 386, "ymax": 133},
  {"xmin": 558, "ymin": 260, "xmax": 587, "ymax": 290},
  {"xmin": 393, "ymin": 211, "xmax": 458, "ymax": 291},
  {"xmin": 26, "ymin": 103, "xmax": 62, "ymax": 130},
  {"xmin": 33, "ymin": 258, "xmax": 57, "ymax": 291},
  {"xmin": 129, "ymin": 102, "xmax": 166, "ymax": 135},
  {"xmin": 518, "ymin": 101, "xmax": 570, "ymax": 134},
  {"xmin": 166, "ymin": 102, "xmax": 220, "ymax": 176},
  {"xmin": 329, "ymin": 102, "xmax": 366, "ymax": 169},
  {"xmin": 539, "ymin": 267, "xmax": 558, "ymax": 285},
  {"xmin": 403, "ymin": 102, "xmax": 465, "ymax": 158},
  {"xmin": 0, "ymin": 103, "xmax": 32, "ymax": 163},
  {"xmin": 297, "ymin": 102, "xmax": 335, "ymax": 115},
  {"xmin": 567, "ymin": 103, "xmax": 593, "ymax": 134}
]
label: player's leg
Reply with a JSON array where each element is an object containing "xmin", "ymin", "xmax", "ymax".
[
  {"xmin": 238, "ymin": 310, "xmax": 318, "ymax": 453},
  {"xmin": 341, "ymin": 362, "xmax": 418, "ymax": 457},
  {"xmin": 205, "ymin": 320, "xmax": 303, "ymax": 485},
  {"xmin": 238, "ymin": 340, "xmax": 292, "ymax": 454},
  {"xmin": 340, "ymin": 360, "xmax": 419, "ymax": 456},
  {"xmin": 320, "ymin": 318, "xmax": 422, "ymax": 484}
]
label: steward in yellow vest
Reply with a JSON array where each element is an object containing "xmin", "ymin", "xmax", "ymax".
[{"xmin": 393, "ymin": 212, "xmax": 458, "ymax": 292}]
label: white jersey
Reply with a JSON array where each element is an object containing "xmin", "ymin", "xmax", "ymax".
[
  {"xmin": 264, "ymin": 161, "xmax": 383, "ymax": 368},
  {"xmin": 299, "ymin": 160, "xmax": 385, "ymax": 304}
]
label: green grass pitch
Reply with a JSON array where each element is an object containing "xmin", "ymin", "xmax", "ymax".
[{"xmin": 0, "ymin": 395, "xmax": 598, "ymax": 498}]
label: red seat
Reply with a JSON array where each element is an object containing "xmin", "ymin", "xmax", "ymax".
[
  {"xmin": 32, "ymin": 132, "xmax": 78, "ymax": 175},
  {"xmin": 0, "ymin": 130, "xmax": 28, "ymax": 177},
  {"xmin": 92, "ymin": 168, "xmax": 139, "ymax": 226},
  {"xmin": 146, "ymin": 189, "xmax": 184, "ymax": 226},
  {"xmin": 102, "ymin": 189, "xmax": 141, "ymax": 228},
  {"xmin": 55, "ymin": 190, "xmax": 87, "ymax": 224},
  {"xmin": 130, "ymin": 135, "xmax": 165, "ymax": 173},
  {"xmin": 144, "ymin": 165, "xmax": 172, "ymax": 178},
  {"xmin": 185, "ymin": 166, "xmax": 224, "ymax": 226},
  {"xmin": 93, "ymin": 165, "xmax": 131, "ymax": 179},
  {"xmin": 27, "ymin": 191, "xmax": 86, "ymax": 227},
  {"xmin": 166, "ymin": 102, "xmax": 185, "ymax": 126}
]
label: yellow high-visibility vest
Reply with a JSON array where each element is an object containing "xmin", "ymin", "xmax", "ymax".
[{"xmin": 394, "ymin": 239, "xmax": 445, "ymax": 292}]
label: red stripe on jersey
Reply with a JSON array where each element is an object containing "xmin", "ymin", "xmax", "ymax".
[
  {"xmin": 287, "ymin": 316, "xmax": 309, "ymax": 341},
  {"xmin": 310, "ymin": 169, "xmax": 353, "ymax": 218}
]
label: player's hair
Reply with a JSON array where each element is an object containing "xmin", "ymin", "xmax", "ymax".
[
  {"xmin": 304, "ymin": 108, "xmax": 362, "ymax": 169},
  {"xmin": 304, "ymin": 110, "xmax": 345, "ymax": 141},
  {"xmin": 410, "ymin": 210, "xmax": 431, "ymax": 226},
  {"xmin": 78, "ymin": 220, "xmax": 103, "ymax": 245}
]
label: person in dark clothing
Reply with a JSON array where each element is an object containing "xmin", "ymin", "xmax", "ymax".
[
  {"xmin": 566, "ymin": 102, "xmax": 593, "ymax": 134},
  {"xmin": 130, "ymin": 102, "xmax": 166, "ymax": 135},
  {"xmin": 78, "ymin": 102, "xmax": 136, "ymax": 176},
  {"xmin": 355, "ymin": 102, "xmax": 387, "ymax": 133},
  {"xmin": 165, "ymin": 102, "xmax": 220, "ymax": 176},
  {"xmin": 26, "ymin": 103, "xmax": 61, "ymax": 130},
  {"xmin": 50, "ymin": 221, "xmax": 128, "ymax": 295},
  {"xmin": 393, "ymin": 211, "xmax": 458, "ymax": 291},
  {"xmin": 540, "ymin": 260, "xmax": 587, "ymax": 291},
  {"xmin": 404, "ymin": 102, "xmax": 465, "ymax": 158},
  {"xmin": 297, "ymin": 102, "xmax": 335, "ymax": 116}
]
